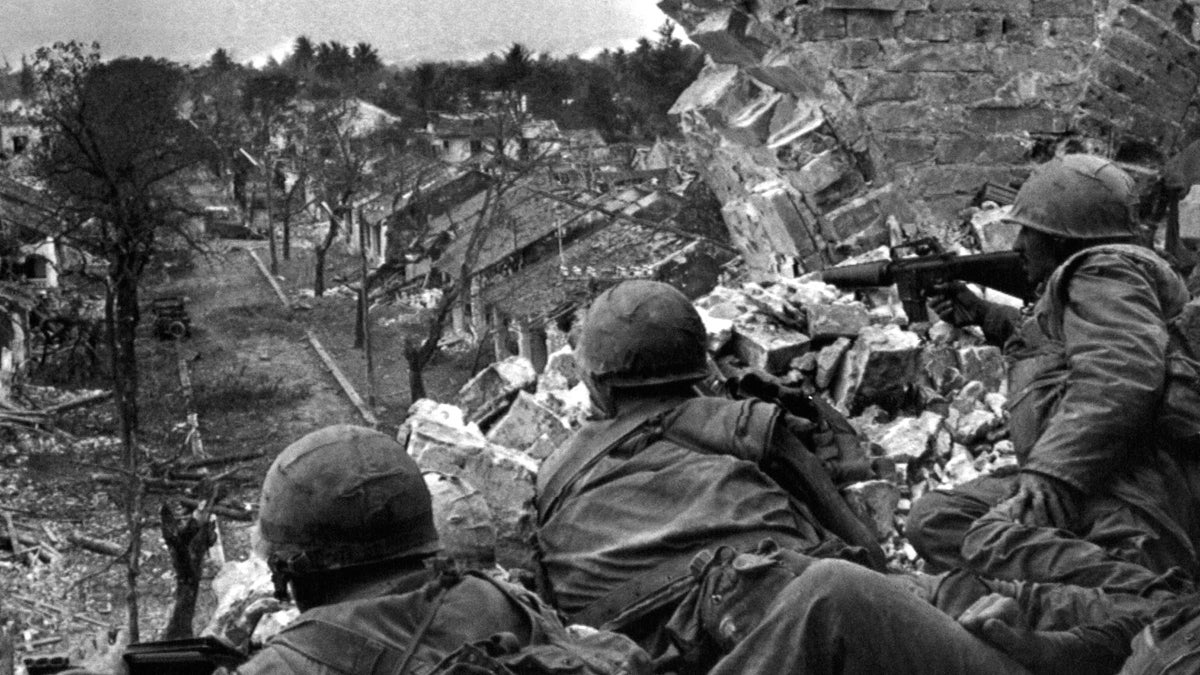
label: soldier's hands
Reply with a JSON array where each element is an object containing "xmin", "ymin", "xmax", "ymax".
[
  {"xmin": 960, "ymin": 594, "xmax": 1096, "ymax": 675},
  {"xmin": 928, "ymin": 281, "xmax": 987, "ymax": 327},
  {"xmin": 1003, "ymin": 472, "xmax": 1079, "ymax": 529}
]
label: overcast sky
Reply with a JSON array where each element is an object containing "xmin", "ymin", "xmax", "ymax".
[{"xmin": 4, "ymin": 0, "xmax": 674, "ymax": 68}]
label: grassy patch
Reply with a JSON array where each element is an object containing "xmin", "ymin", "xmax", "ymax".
[
  {"xmin": 193, "ymin": 364, "xmax": 311, "ymax": 416},
  {"xmin": 206, "ymin": 303, "xmax": 296, "ymax": 340}
]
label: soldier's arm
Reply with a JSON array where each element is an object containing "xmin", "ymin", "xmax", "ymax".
[{"xmin": 1022, "ymin": 257, "xmax": 1169, "ymax": 493}]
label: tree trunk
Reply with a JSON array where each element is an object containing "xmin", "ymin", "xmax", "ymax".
[
  {"xmin": 160, "ymin": 502, "xmax": 216, "ymax": 640},
  {"xmin": 403, "ymin": 337, "xmax": 426, "ymax": 402},
  {"xmin": 108, "ymin": 261, "xmax": 144, "ymax": 643},
  {"xmin": 266, "ymin": 164, "xmax": 277, "ymax": 275},
  {"xmin": 313, "ymin": 213, "xmax": 339, "ymax": 297}
]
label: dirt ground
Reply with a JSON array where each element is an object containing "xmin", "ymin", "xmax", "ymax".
[{"xmin": 0, "ymin": 224, "xmax": 480, "ymax": 661}]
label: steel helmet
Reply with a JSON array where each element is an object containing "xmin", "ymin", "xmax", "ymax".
[
  {"xmin": 257, "ymin": 425, "xmax": 439, "ymax": 578},
  {"xmin": 575, "ymin": 280, "xmax": 708, "ymax": 388},
  {"xmin": 1005, "ymin": 154, "xmax": 1137, "ymax": 239}
]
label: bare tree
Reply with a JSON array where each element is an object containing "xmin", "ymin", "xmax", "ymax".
[{"xmin": 31, "ymin": 42, "xmax": 210, "ymax": 641}]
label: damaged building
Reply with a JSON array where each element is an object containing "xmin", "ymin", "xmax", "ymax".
[{"xmin": 657, "ymin": 0, "xmax": 1200, "ymax": 272}]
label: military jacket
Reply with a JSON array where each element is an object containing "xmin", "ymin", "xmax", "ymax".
[
  {"xmin": 536, "ymin": 396, "xmax": 820, "ymax": 618},
  {"xmin": 234, "ymin": 575, "xmax": 531, "ymax": 675}
]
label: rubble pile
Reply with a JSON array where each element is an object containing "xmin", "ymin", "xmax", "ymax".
[{"xmin": 392, "ymin": 255, "xmax": 1016, "ymax": 571}]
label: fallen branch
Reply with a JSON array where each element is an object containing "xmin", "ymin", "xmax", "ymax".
[
  {"xmin": 11, "ymin": 595, "xmax": 109, "ymax": 629},
  {"xmin": 39, "ymin": 391, "xmax": 112, "ymax": 416},
  {"xmin": 0, "ymin": 531, "xmax": 57, "ymax": 565},
  {"xmin": 67, "ymin": 532, "xmax": 124, "ymax": 558},
  {"xmin": 177, "ymin": 451, "xmax": 263, "ymax": 470}
]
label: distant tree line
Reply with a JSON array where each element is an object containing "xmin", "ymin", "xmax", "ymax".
[{"xmin": 188, "ymin": 22, "xmax": 703, "ymax": 142}]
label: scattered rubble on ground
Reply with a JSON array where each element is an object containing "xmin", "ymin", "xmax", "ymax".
[{"xmin": 366, "ymin": 244, "xmax": 1018, "ymax": 574}]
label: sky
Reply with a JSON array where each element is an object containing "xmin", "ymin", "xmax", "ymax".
[{"xmin": 3, "ymin": 0, "xmax": 674, "ymax": 69}]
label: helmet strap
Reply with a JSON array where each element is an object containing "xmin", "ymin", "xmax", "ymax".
[{"xmin": 582, "ymin": 372, "xmax": 617, "ymax": 419}]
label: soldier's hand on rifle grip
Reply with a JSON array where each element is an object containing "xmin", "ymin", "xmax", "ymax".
[{"xmin": 928, "ymin": 281, "xmax": 987, "ymax": 327}]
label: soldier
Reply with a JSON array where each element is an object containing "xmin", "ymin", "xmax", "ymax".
[
  {"xmin": 232, "ymin": 425, "xmax": 649, "ymax": 675},
  {"xmin": 909, "ymin": 154, "xmax": 1200, "ymax": 595},
  {"xmin": 536, "ymin": 280, "xmax": 890, "ymax": 670}
]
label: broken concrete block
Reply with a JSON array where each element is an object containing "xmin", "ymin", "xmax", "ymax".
[
  {"xmin": 537, "ymin": 347, "xmax": 580, "ymax": 392},
  {"xmin": 424, "ymin": 472, "xmax": 496, "ymax": 568},
  {"xmin": 921, "ymin": 344, "xmax": 963, "ymax": 394},
  {"xmin": 927, "ymin": 321, "xmax": 958, "ymax": 345},
  {"xmin": 842, "ymin": 479, "xmax": 901, "ymax": 540},
  {"xmin": 793, "ymin": 351, "xmax": 818, "ymax": 373},
  {"xmin": 933, "ymin": 428, "xmax": 953, "ymax": 460},
  {"xmin": 457, "ymin": 356, "xmax": 537, "ymax": 425},
  {"xmin": 696, "ymin": 305, "xmax": 736, "ymax": 353},
  {"xmin": 405, "ymin": 406, "xmax": 538, "ymax": 569},
  {"xmin": 780, "ymin": 279, "xmax": 841, "ymax": 307},
  {"xmin": 806, "ymin": 302, "xmax": 871, "ymax": 340},
  {"xmin": 971, "ymin": 204, "xmax": 1020, "ymax": 253},
  {"xmin": 816, "ymin": 337, "xmax": 852, "ymax": 389},
  {"xmin": 732, "ymin": 322, "xmax": 812, "ymax": 374},
  {"xmin": 956, "ymin": 346, "xmax": 1005, "ymax": 392},
  {"xmin": 942, "ymin": 444, "xmax": 982, "ymax": 486},
  {"xmin": 952, "ymin": 409, "xmax": 1000, "ymax": 445},
  {"xmin": 984, "ymin": 392, "xmax": 1007, "ymax": 417},
  {"xmin": 831, "ymin": 324, "xmax": 922, "ymax": 413},
  {"xmin": 688, "ymin": 8, "xmax": 770, "ymax": 67},
  {"xmin": 870, "ymin": 411, "xmax": 944, "ymax": 462},
  {"xmin": 952, "ymin": 380, "xmax": 988, "ymax": 413},
  {"xmin": 486, "ymin": 391, "xmax": 572, "ymax": 455},
  {"xmin": 534, "ymin": 382, "xmax": 593, "ymax": 429}
]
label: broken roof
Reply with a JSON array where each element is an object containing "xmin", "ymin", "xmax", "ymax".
[
  {"xmin": 0, "ymin": 176, "xmax": 57, "ymax": 242},
  {"xmin": 481, "ymin": 215, "xmax": 719, "ymax": 323},
  {"xmin": 430, "ymin": 179, "xmax": 684, "ymax": 278}
]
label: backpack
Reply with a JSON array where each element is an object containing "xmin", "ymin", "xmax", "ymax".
[{"xmin": 430, "ymin": 574, "xmax": 653, "ymax": 675}]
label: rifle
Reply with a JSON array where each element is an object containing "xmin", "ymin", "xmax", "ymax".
[
  {"xmin": 817, "ymin": 238, "xmax": 1032, "ymax": 323},
  {"xmin": 123, "ymin": 636, "xmax": 248, "ymax": 675}
]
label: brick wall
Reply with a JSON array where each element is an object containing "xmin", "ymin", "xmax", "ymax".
[{"xmin": 661, "ymin": 0, "xmax": 1200, "ymax": 273}]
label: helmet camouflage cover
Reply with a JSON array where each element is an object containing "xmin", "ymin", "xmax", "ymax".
[
  {"xmin": 1005, "ymin": 153, "xmax": 1138, "ymax": 240},
  {"xmin": 576, "ymin": 280, "xmax": 708, "ymax": 388},
  {"xmin": 257, "ymin": 424, "xmax": 439, "ymax": 577}
]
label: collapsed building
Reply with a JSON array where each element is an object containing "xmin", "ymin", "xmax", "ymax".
[{"xmin": 656, "ymin": 0, "xmax": 1200, "ymax": 273}]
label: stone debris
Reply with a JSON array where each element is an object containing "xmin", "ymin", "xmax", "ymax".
[
  {"xmin": 402, "ymin": 400, "xmax": 538, "ymax": 568},
  {"xmin": 485, "ymin": 391, "xmax": 572, "ymax": 456},
  {"xmin": 424, "ymin": 471, "xmax": 497, "ymax": 567},
  {"xmin": 871, "ymin": 411, "xmax": 945, "ymax": 463},
  {"xmin": 393, "ymin": 262, "xmax": 1023, "ymax": 578},
  {"xmin": 805, "ymin": 302, "xmax": 871, "ymax": 341},
  {"xmin": 537, "ymin": 347, "xmax": 581, "ymax": 392},
  {"xmin": 815, "ymin": 337, "xmax": 852, "ymax": 390},
  {"xmin": 830, "ymin": 324, "xmax": 922, "ymax": 414},
  {"xmin": 842, "ymin": 479, "xmax": 902, "ymax": 541},
  {"xmin": 456, "ymin": 356, "xmax": 538, "ymax": 425},
  {"xmin": 956, "ymin": 346, "xmax": 1005, "ymax": 393},
  {"xmin": 732, "ymin": 322, "xmax": 812, "ymax": 374}
]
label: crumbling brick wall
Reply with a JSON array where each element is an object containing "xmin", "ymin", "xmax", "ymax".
[{"xmin": 660, "ymin": 0, "xmax": 1200, "ymax": 273}]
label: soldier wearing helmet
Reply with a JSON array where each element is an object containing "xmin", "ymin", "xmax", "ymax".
[
  {"xmin": 232, "ymin": 425, "xmax": 540, "ymax": 674},
  {"xmin": 909, "ymin": 154, "xmax": 1200, "ymax": 598},
  {"xmin": 535, "ymin": 280, "xmax": 882, "ymax": 671}
]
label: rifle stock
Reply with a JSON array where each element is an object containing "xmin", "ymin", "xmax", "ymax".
[{"xmin": 818, "ymin": 250, "xmax": 1031, "ymax": 322}]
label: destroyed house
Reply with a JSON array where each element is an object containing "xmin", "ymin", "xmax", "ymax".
[
  {"xmin": 0, "ymin": 176, "xmax": 59, "ymax": 290},
  {"xmin": 660, "ymin": 0, "xmax": 1200, "ymax": 273},
  {"xmin": 435, "ymin": 179, "xmax": 733, "ymax": 331}
]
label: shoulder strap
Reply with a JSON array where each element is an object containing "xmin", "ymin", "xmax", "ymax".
[{"xmin": 536, "ymin": 399, "xmax": 680, "ymax": 523}]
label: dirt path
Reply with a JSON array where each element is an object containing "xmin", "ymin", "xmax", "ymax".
[{"xmin": 2, "ymin": 233, "xmax": 481, "ymax": 652}]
